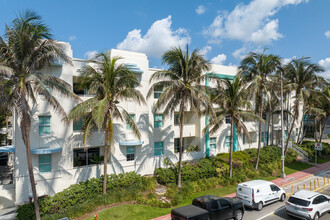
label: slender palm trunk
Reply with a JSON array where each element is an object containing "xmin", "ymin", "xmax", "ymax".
[
  {"xmin": 229, "ymin": 116, "xmax": 233, "ymax": 178},
  {"xmin": 314, "ymin": 118, "xmax": 318, "ymax": 143},
  {"xmin": 103, "ymin": 114, "xmax": 112, "ymax": 194},
  {"xmin": 177, "ymin": 101, "xmax": 185, "ymax": 188},
  {"xmin": 284, "ymin": 116, "xmax": 296, "ymax": 156},
  {"xmin": 5, "ymin": 115, "xmax": 8, "ymax": 145},
  {"xmin": 23, "ymin": 129, "xmax": 40, "ymax": 220},
  {"xmin": 255, "ymin": 89, "xmax": 263, "ymax": 170},
  {"xmin": 267, "ymin": 114, "xmax": 270, "ymax": 146},
  {"xmin": 318, "ymin": 117, "xmax": 327, "ymax": 143},
  {"xmin": 271, "ymin": 113, "xmax": 274, "ymax": 145},
  {"xmin": 297, "ymin": 116, "xmax": 303, "ymax": 143}
]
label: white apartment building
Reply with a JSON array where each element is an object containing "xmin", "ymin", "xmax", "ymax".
[{"xmin": 0, "ymin": 42, "xmax": 302, "ymax": 208}]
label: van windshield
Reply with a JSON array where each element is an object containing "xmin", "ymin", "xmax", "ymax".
[{"xmin": 288, "ymin": 197, "xmax": 310, "ymax": 207}]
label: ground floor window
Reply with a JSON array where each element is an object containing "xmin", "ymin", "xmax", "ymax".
[
  {"xmin": 174, "ymin": 138, "xmax": 185, "ymax": 153},
  {"xmin": 39, "ymin": 154, "xmax": 51, "ymax": 172},
  {"xmin": 73, "ymin": 147, "xmax": 100, "ymax": 167},
  {"xmin": 225, "ymin": 136, "xmax": 230, "ymax": 147},
  {"xmin": 242, "ymin": 134, "xmax": 246, "ymax": 144},
  {"xmin": 261, "ymin": 132, "xmax": 268, "ymax": 143},
  {"xmin": 154, "ymin": 142, "xmax": 164, "ymax": 156},
  {"xmin": 126, "ymin": 146, "xmax": 135, "ymax": 161},
  {"xmin": 210, "ymin": 137, "xmax": 216, "ymax": 150}
]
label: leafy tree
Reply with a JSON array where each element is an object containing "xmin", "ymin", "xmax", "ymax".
[
  {"xmin": 68, "ymin": 54, "xmax": 145, "ymax": 194},
  {"xmin": 206, "ymin": 75, "xmax": 259, "ymax": 177},
  {"xmin": 0, "ymin": 11, "xmax": 77, "ymax": 219},
  {"xmin": 240, "ymin": 51, "xmax": 281, "ymax": 170},
  {"xmin": 283, "ymin": 58, "xmax": 324, "ymax": 155},
  {"xmin": 147, "ymin": 45, "xmax": 212, "ymax": 188}
]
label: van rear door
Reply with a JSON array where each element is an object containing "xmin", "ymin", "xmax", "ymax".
[{"xmin": 236, "ymin": 184, "xmax": 253, "ymax": 206}]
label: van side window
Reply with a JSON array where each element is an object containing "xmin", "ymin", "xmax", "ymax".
[{"xmin": 270, "ymin": 184, "xmax": 280, "ymax": 191}]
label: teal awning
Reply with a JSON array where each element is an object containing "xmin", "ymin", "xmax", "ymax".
[
  {"xmin": 31, "ymin": 147, "xmax": 62, "ymax": 154},
  {"xmin": 119, "ymin": 141, "xmax": 144, "ymax": 146},
  {"xmin": 0, "ymin": 145, "xmax": 15, "ymax": 153}
]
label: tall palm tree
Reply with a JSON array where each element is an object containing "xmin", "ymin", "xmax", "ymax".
[
  {"xmin": 0, "ymin": 11, "xmax": 77, "ymax": 219},
  {"xmin": 206, "ymin": 75, "xmax": 259, "ymax": 177},
  {"xmin": 240, "ymin": 51, "xmax": 281, "ymax": 170},
  {"xmin": 147, "ymin": 45, "xmax": 212, "ymax": 188},
  {"xmin": 68, "ymin": 54, "xmax": 145, "ymax": 194},
  {"xmin": 283, "ymin": 58, "xmax": 324, "ymax": 155}
]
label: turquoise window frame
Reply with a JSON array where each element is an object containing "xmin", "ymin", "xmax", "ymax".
[
  {"xmin": 154, "ymin": 142, "xmax": 164, "ymax": 156},
  {"xmin": 261, "ymin": 132, "xmax": 268, "ymax": 143},
  {"xmin": 126, "ymin": 146, "xmax": 135, "ymax": 161},
  {"xmin": 39, "ymin": 116, "xmax": 51, "ymax": 135},
  {"xmin": 73, "ymin": 118, "xmax": 84, "ymax": 131},
  {"xmin": 210, "ymin": 137, "xmax": 216, "ymax": 150},
  {"xmin": 154, "ymin": 114, "xmax": 163, "ymax": 128},
  {"xmin": 126, "ymin": 114, "xmax": 135, "ymax": 130},
  {"xmin": 225, "ymin": 136, "xmax": 230, "ymax": 147},
  {"xmin": 154, "ymin": 86, "xmax": 162, "ymax": 99},
  {"xmin": 39, "ymin": 154, "xmax": 51, "ymax": 172}
]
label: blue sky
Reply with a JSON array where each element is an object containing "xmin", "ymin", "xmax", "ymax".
[{"xmin": 0, "ymin": 0, "xmax": 329, "ymax": 78}]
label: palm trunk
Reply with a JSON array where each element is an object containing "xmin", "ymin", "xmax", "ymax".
[
  {"xmin": 284, "ymin": 116, "xmax": 296, "ymax": 156},
  {"xmin": 5, "ymin": 116, "xmax": 8, "ymax": 145},
  {"xmin": 103, "ymin": 114, "xmax": 112, "ymax": 194},
  {"xmin": 229, "ymin": 116, "xmax": 233, "ymax": 178},
  {"xmin": 23, "ymin": 128, "xmax": 40, "ymax": 220},
  {"xmin": 297, "ymin": 116, "xmax": 303, "ymax": 143},
  {"xmin": 177, "ymin": 101, "xmax": 185, "ymax": 188},
  {"xmin": 255, "ymin": 89, "xmax": 263, "ymax": 170},
  {"xmin": 267, "ymin": 114, "xmax": 270, "ymax": 146},
  {"xmin": 318, "ymin": 117, "xmax": 327, "ymax": 143},
  {"xmin": 314, "ymin": 118, "xmax": 318, "ymax": 143},
  {"xmin": 271, "ymin": 113, "xmax": 274, "ymax": 146}
]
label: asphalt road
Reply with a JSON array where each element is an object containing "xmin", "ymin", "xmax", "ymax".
[{"xmin": 241, "ymin": 184, "xmax": 330, "ymax": 220}]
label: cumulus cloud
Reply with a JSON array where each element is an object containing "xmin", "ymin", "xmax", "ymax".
[
  {"xmin": 232, "ymin": 47, "xmax": 247, "ymax": 59},
  {"xmin": 84, "ymin": 50, "xmax": 98, "ymax": 59},
  {"xmin": 210, "ymin": 54, "xmax": 227, "ymax": 65},
  {"xmin": 200, "ymin": 45, "xmax": 212, "ymax": 56},
  {"xmin": 318, "ymin": 57, "xmax": 330, "ymax": 79},
  {"xmin": 203, "ymin": 0, "xmax": 308, "ymax": 45},
  {"xmin": 325, "ymin": 31, "xmax": 330, "ymax": 38},
  {"xmin": 282, "ymin": 56, "xmax": 297, "ymax": 65},
  {"xmin": 117, "ymin": 16, "xmax": 191, "ymax": 58},
  {"xmin": 69, "ymin": 35, "xmax": 77, "ymax": 41},
  {"xmin": 196, "ymin": 5, "xmax": 206, "ymax": 15}
]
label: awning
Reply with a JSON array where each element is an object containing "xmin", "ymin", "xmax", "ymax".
[
  {"xmin": 119, "ymin": 141, "xmax": 144, "ymax": 146},
  {"xmin": 31, "ymin": 147, "xmax": 62, "ymax": 155},
  {"xmin": 0, "ymin": 145, "xmax": 15, "ymax": 153},
  {"xmin": 124, "ymin": 63, "xmax": 143, "ymax": 74}
]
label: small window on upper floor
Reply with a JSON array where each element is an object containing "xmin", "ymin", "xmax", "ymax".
[
  {"xmin": 154, "ymin": 114, "xmax": 163, "ymax": 128},
  {"xmin": 39, "ymin": 116, "xmax": 51, "ymax": 135},
  {"xmin": 225, "ymin": 116, "xmax": 231, "ymax": 124},
  {"xmin": 154, "ymin": 86, "xmax": 163, "ymax": 99},
  {"xmin": 126, "ymin": 114, "xmax": 135, "ymax": 130}
]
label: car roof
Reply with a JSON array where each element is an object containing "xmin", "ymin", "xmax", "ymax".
[
  {"xmin": 238, "ymin": 180, "xmax": 272, "ymax": 188},
  {"xmin": 194, "ymin": 195, "xmax": 221, "ymax": 203},
  {"xmin": 292, "ymin": 190, "xmax": 319, "ymax": 200}
]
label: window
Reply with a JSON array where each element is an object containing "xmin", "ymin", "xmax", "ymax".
[
  {"xmin": 262, "ymin": 113, "xmax": 267, "ymax": 120},
  {"xmin": 313, "ymin": 196, "xmax": 327, "ymax": 204},
  {"xmin": 285, "ymin": 130, "xmax": 288, "ymax": 140},
  {"xmin": 39, "ymin": 116, "xmax": 51, "ymax": 135},
  {"xmin": 225, "ymin": 116, "xmax": 231, "ymax": 124},
  {"xmin": 73, "ymin": 147, "xmax": 100, "ymax": 167},
  {"xmin": 126, "ymin": 146, "xmax": 135, "ymax": 161},
  {"xmin": 126, "ymin": 114, "xmax": 135, "ymax": 130},
  {"xmin": 270, "ymin": 184, "xmax": 280, "ymax": 191},
  {"xmin": 174, "ymin": 113, "xmax": 179, "ymax": 125},
  {"xmin": 261, "ymin": 132, "xmax": 268, "ymax": 143},
  {"xmin": 39, "ymin": 154, "xmax": 51, "ymax": 172},
  {"xmin": 174, "ymin": 138, "xmax": 185, "ymax": 153},
  {"xmin": 210, "ymin": 137, "xmax": 216, "ymax": 150},
  {"xmin": 211, "ymin": 200, "xmax": 219, "ymax": 209},
  {"xmin": 73, "ymin": 118, "xmax": 84, "ymax": 131},
  {"xmin": 220, "ymin": 199, "xmax": 230, "ymax": 208},
  {"xmin": 154, "ymin": 142, "xmax": 164, "ymax": 156},
  {"xmin": 225, "ymin": 136, "xmax": 230, "ymax": 147},
  {"xmin": 154, "ymin": 114, "xmax": 163, "ymax": 128},
  {"xmin": 242, "ymin": 134, "xmax": 246, "ymax": 144},
  {"xmin": 154, "ymin": 86, "xmax": 163, "ymax": 99},
  {"xmin": 73, "ymin": 76, "xmax": 89, "ymax": 96}
]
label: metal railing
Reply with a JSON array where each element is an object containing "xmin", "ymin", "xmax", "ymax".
[{"xmin": 289, "ymin": 141, "xmax": 310, "ymax": 161}]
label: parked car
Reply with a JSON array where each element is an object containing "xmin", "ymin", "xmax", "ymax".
[
  {"xmin": 285, "ymin": 190, "xmax": 330, "ymax": 220},
  {"xmin": 236, "ymin": 180, "xmax": 286, "ymax": 211},
  {"xmin": 171, "ymin": 195, "xmax": 245, "ymax": 220}
]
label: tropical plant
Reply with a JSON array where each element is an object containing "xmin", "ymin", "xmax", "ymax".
[
  {"xmin": 206, "ymin": 75, "xmax": 260, "ymax": 177},
  {"xmin": 147, "ymin": 45, "xmax": 212, "ymax": 188},
  {"xmin": 283, "ymin": 58, "xmax": 324, "ymax": 155},
  {"xmin": 0, "ymin": 11, "xmax": 78, "ymax": 219},
  {"xmin": 68, "ymin": 54, "xmax": 145, "ymax": 194},
  {"xmin": 240, "ymin": 51, "xmax": 281, "ymax": 170}
]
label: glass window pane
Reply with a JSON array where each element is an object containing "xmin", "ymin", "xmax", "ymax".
[
  {"xmin": 88, "ymin": 148, "xmax": 100, "ymax": 165},
  {"xmin": 74, "ymin": 149, "xmax": 87, "ymax": 167},
  {"xmin": 39, "ymin": 164, "xmax": 51, "ymax": 173},
  {"xmin": 225, "ymin": 136, "xmax": 230, "ymax": 147},
  {"xmin": 126, "ymin": 146, "xmax": 135, "ymax": 154},
  {"xmin": 44, "ymin": 116, "xmax": 50, "ymax": 124}
]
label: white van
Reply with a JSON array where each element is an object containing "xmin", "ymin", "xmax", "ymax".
[{"xmin": 236, "ymin": 180, "xmax": 286, "ymax": 211}]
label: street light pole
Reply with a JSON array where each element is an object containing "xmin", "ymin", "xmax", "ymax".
[{"xmin": 280, "ymin": 70, "xmax": 286, "ymax": 178}]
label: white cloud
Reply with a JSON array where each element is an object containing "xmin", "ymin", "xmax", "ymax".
[
  {"xmin": 319, "ymin": 57, "xmax": 330, "ymax": 79},
  {"xmin": 84, "ymin": 50, "xmax": 98, "ymax": 59},
  {"xmin": 117, "ymin": 16, "xmax": 191, "ymax": 58},
  {"xmin": 282, "ymin": 56, "xmax": 297, "ymax": 65},
  {"xmin": 204, "ymin": 0, "xmax": 308, "ymax": 45},
  {"xmin": 325, "ymin": 31, "xmax": 330, "ymax": 38},
  {"xmin": 200, "ymin": 45, "xmax": 212, "ymax": 56},
  {"xmin": 69, "ymin": 35, "xmax": 77, "ymax": 41},
  {"xmin": 232, "ymin": 47, "xmax": 247, "ymax": 59},
  {"xmin": 210, "ymin": 54, "xmax": 227, "ymax": 65},
  {"xmin": 196, "ymin": 5, "xmax": 206, "ymax": 15}
]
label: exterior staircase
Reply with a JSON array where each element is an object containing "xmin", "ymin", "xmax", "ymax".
[{"xmin": 289, "ymin": 141, "xmax": 310, "ymax": 162}]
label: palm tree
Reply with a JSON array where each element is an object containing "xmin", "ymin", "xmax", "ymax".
[
  {"xmin": 240, "ymin": 51, "xmax": 281, "ymax": 170},
  {"xmin": 0, "ymin": 11, "xmax": 77, "ymax": 220},
  {"xmin": 206, "ymin": 75, "xmax": 259, "ymax": 177},
  {"xmin": 283, "ymin": 58, "xmax": 324, "ymax": 155},
  {"xmin": 147, "ymin": 45, "xmax": 212, "ymax": 188},
  {"xmin": 68, "ymin": 54, "xmax": 145, "ymax": 194}
]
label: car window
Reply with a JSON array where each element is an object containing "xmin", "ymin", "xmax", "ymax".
[
  {"xmin": 318, "ymin": 196, "xmax": 327, "ymax": 203},
  {"xmin": 288, "ymin": 197, "xmax": 310, "ymax": 207},
  {"xmin": 270, "ymin": 184, "xmax": 280, "ymax": 191},
  {"xmin": 220, "ymin": 199, "xmax": 230, "ymax": 208},
  {"xmin": 313, "ymin": 196, "xmax": 320, "ymax": 204},
  {"xmin": 211, "ymin": 200, "xmax": 219, "ymax": 209}
]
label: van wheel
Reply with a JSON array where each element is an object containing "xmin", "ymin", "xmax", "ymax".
[
  {"xmin": 257, "ymin": 202, "xmax": 263, "ymax": 211},
  {"xmin": 313, "ymin": 212, "xmax": 319, "ymax": 220},
  {"xmin": 234, "ymin": 210, "xmax": 243, "ymax": 220},
  {"xmin": 280, "ymin": 193, "xmax": 285, "ymax": 201}
]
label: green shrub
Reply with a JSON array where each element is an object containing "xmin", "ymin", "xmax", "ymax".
[{"xmin": 154, "ymin": 168, "xmax": 176, "ymax": 184}]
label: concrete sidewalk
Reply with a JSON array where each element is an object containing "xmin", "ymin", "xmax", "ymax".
[{"xmin": 152, "ymin": 161, "xmax": 330, "ymax": 220}]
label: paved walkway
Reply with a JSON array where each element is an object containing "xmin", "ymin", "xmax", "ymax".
[{"xmin": 152, "ymin": 161, "xmax": 330, "ymax": 220}]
